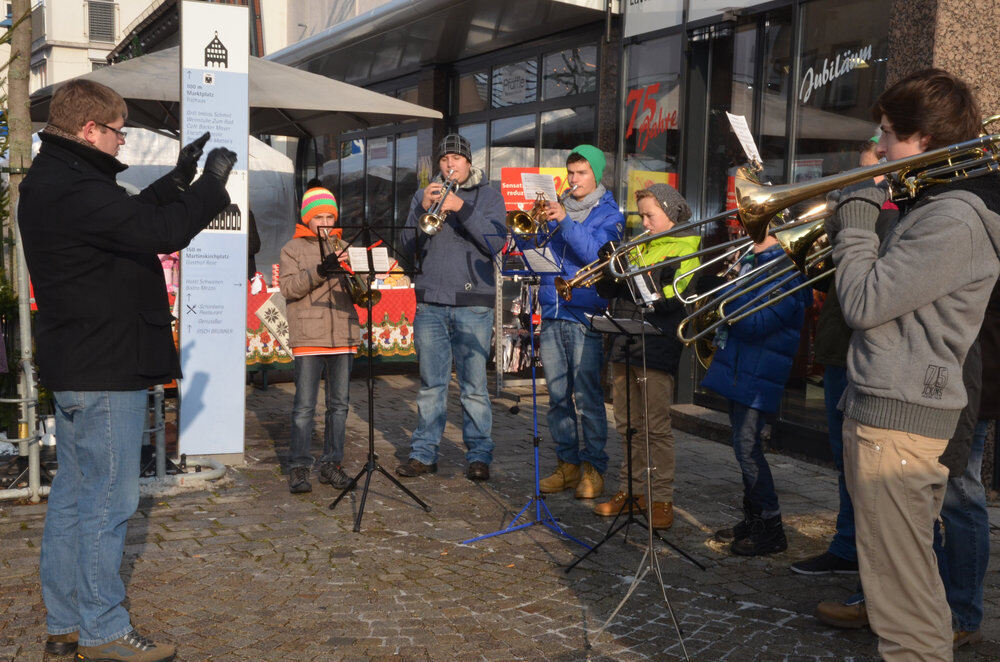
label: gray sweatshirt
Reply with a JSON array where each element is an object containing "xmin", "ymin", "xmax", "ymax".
[{"xmin": 832, "ymin": 186, "xmax": 1000, "ymax": 439}]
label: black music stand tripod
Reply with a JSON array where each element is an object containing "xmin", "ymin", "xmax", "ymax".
[
  {"xmin": 566, "ymin": 312, "xmax": 704, "ymax": 573},
  {"xmin": 326, "ymin": 222, "xmax": 430, "ymax": 532},
  {"xmin": 583, "ymin": 308, "xmax": 691, "ymax": 657}
]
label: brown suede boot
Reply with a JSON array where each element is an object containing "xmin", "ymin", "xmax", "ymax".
[
  {"xmin": 539, "ymin": 460, "xmax": 580, "ymax": 493},
  {"xmin": 574, "ymin": 462, "xmax": 604, "ymax": 499},
  {"xmin": 593, "ymin": 491, "xmax": 645, "ymax": 516},
  {"xmin": 648, "ymin": 501, "xmax": 674, "ymax": 529}
]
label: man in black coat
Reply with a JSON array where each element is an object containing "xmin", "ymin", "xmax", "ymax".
[{"xmin": 19, "ymin": 79, "xmax": 236, "ymax": 662}]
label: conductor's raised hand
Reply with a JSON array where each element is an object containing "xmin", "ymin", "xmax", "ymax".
[
  {"xmin": 201, "ymin": 147, "xmax": 238, "ymax": 186},
  {"xmin": 171, "ymin": 131, "xmax": 211, "ymax": 189}
]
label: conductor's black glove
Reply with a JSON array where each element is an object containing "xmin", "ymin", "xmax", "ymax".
[
  {"xmin": 201, "ymin": 147, "xmax": 238, "ymax": 185},
  {"xmin": 316, "ymin": 253, "xmax": 341, "ymax": 279},
  {"xmin": 170, "ymin": 132, "xmax": 210, "ymax": 189}
]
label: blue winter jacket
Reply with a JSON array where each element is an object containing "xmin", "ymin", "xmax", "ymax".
[
  {"xmin": 537, "ymin": 189, "xmax": 624, "ymax": 322},
  {"xmin": 700, "ymin": 244, "xmax": 810, "ymax": 414}
]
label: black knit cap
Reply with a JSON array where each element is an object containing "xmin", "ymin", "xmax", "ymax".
[
  {"xmin": 437, "ymin": 133, "xmax": 472, "ymax": 163},
  {"xmin": 647, "ymin": 183, "xmax": 692, "ymax": 225}
]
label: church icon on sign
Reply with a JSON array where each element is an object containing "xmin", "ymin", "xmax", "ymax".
[{"xmin": 204, "ymin": 32, "xmax": 228, "ymax": 68}]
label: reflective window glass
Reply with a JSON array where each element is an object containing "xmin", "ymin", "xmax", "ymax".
[
  {"xmin": 542, "ymin": 46, "xmax": 598, "ymax": 99},
  {"xmin": 540, "ymin": 106, "xmax": 595, "ymax": 170},
  {"xmin": 489, "ymin": 114, "xmax": 536, "ymax": 188},
  {"xmin": 456, "ymin": 71, "xmax": 489, "ymax": 113},
  {"xmin": 492, "ymin": 60, "xmax": 538, "ymax": 108}
]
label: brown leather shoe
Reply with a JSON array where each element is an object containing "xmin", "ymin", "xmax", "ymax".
[
  {"xmin": 593, "ymin": 491, "xmax": 645, "ymax": 516},
  {"xmin": 45, "ymin": 631, "xmax": 78, "ymax": 656},
  {"xmin": 954, "ymin": 629, "xmax": 982, "ymax": 649},
  {"xmin": 648, "ymin": 501, "xmax": 674, "ymax": 529},
  {"xmin": 539, "ymin": 460, "xmax": 580, "ymax": 493},
  {"xmin": 815, "ymin": 597, "xmax": 868, "ymax": 629},
  {"xmin": 574, "ymin": 462, "xmax": 604, "ymax": 499},
  {"xmin": 76, "ymin": 630, "xmax": 175, "ymax": 661}
]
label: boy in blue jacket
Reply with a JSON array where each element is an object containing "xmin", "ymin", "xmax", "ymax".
[
  {"xmin": 702, "ymin": 234, "xmax": 810, "ymax": 556},
  {"xmin": 537, "ymin": 145, "xmax": 624, "ymax": 499}
]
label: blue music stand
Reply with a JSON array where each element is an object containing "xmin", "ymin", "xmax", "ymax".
[{"xmin": 462, "ymin": 233, "xmax": 591, "ymax": 550}]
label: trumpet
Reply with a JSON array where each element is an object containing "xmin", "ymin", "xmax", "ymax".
[
  {"xmin": 318, "ymin": 228, "xmax": 382, "ymax": 307},
  {"xmin": 506, "ymin": 185, "xmax": 578, "ymax": 248},
  {"xmin": 419, "ymin": 169, "xmax": 459, "ymax": 235}
]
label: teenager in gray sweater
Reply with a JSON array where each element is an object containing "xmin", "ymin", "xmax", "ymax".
[{"xmin": 831, "ymin": 69, "xmax": 1000, "ymax": 661}]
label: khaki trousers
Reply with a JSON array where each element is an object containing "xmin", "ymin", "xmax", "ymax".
[
  {"xmin": 842, "ymin": 418, "xmax": 952, "ymax": 662},
  {"xmin": 612, "ymin": 363, "xmax": 675, "ymax": 502}
]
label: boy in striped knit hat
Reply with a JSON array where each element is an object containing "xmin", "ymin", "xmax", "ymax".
[{"xmin": 280, "ymin": 187, "xmax": 361, "ymax": 494}]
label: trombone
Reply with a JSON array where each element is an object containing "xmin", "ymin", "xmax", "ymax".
[
  {"xmin": 318, "ymin": 228, "xmax": 382, "ymax": 307},
  {"xmin": 675, "ymin": 125, "xmax": 1000, "ymax": 347},
  {"xmin": 419, "ymin": 169, "xmax": 459, "ymax": 235},
  {"xmin": 506, "ymin": 185, "xmax": 578, "ymax": 248},
  {"xmin": 552, "ymin": 231, "xmax": 649, "ymax": 301}
]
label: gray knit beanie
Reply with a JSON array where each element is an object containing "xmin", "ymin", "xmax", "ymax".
[{"xmin": 646, "ymin": 183, "xmax": 692, "ymax": 225}]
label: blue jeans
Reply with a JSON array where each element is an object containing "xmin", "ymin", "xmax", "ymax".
[
  {"xmin": 728, "ymin": 401, "xmax": 779, "ymax": 518},
  {"xmin": 410, "ymin": 303, "xmax": 494, "ymax": 465},
  {"xmin": 289, "ymin": 354, "xmax": 353, "ymax": 468},
  {"xmin": 824, "ymin": 365, "xmax": 856, "ymax": 562},
  {"xmin": 41, "ymin": 390, "xmax": 148, "ymax": 646},
  {"xmin": 933, "ymin": 419, "xmax": 991, "ymax": 632},
  {"xmin": 539, "ymin": 319, "xmax": 608, "ymax": 474}
]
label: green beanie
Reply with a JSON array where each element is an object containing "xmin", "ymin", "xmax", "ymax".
[{"xmin": 569, "ymin": 144, "xmax": 606, "ymax": 182}]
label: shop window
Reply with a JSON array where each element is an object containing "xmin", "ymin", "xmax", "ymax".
[
  {"xmin": 758, "ymin": 8, "xmax": 794, "ymax": 185},
  {"xmin": 397, "ymin": 86, "xmax": 419, "ymax": 105},
  {"xmin": 457, "ymin": 71, "xmax": 489, "ymax": 113},
  {"xmin": 540, "ymin": 106, "xmax": 595, "ymax": 170},
  {"xmin": 491, "ymin": 60, "xmax": 538, "ymax": 108},
  {"xmin": 542, "ymin": 46, "xmax": 597, "ymax": 100},
  {"xmin": 622, "ymin": 33, "xmax": 683, "ymax": 234},
  {"xmin": 794, "ymin": 0, "xmax": 888, "ymax": 181},
  {"xmin": 367, "ymin": 136, "xmax": 395, "ymax": 229},
  {"xmin": 339, "ymin": 139, "xmax": 365, "ymax": 222},
  {"xmin": 458, "ymin": 123, "xmax": 488, "ymax": 177},
  {"xmin": 489, "ymin": 114, "xmax": 536, "ymax": 187}
]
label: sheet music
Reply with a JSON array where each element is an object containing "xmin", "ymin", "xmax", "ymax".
[
  {"xmin": 726, "ymin": 112, "xmax": 763, "ymax": 168},
  {"xmin": 520, "ymin": 173, "xmax": 559, "ymax": 202},
  {"xmin": 521, "ymin": 245, "xmax": 562, "ymax": 273},
  {"xmin": 348, "ymin": 247, "xmax": 391, "ymax": 272}
]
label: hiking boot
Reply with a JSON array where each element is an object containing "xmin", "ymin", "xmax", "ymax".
[
  {"xmin": 648, "ymin": 501, "xmax": 674, "ymax": 529},
  {"xmin": 593, "ymin": 491, "xmax": 645, "ymax": 516},
  {"xmin": 714, "ymin": 497, "xmax": 758, "ymax": 542},
  {"xmin": 574, "ymin": 462, "xmax": 604, "ymax": 499},
  {"xmin": 45, "ymin": 632, "xmax": 78, "ymax": 656},
  {"xmin": 318, "ymin": 462, "xmax": 353, "ymax": 490},
  {"xmin": 75, "ymin": 630, "xmax": 176, "ymax": 662},
  {"xmin": 731, "ymin": 514, "xmax": 787, "ymax": 556},
  {"xmin": 466, "ymin": 461, "xmax": 490, "ymax": 481},
  {"xmin": 816, "ymin": 593, "xmax": 868, "ymax": 629},
  {"xmin": 287, "ymin": 466, "xmax": 312, "ymax": 494},
  {"xmin": 954, "ymin": 629, "xmax": 983, "ymax": 649},
  {"xmin": 539, "ymin": 460, "xmax": 580, "ymax": 493},
  {"xmin": 395, "ymin": 457, "xmax": 437, "ymax": 477},
  {"xmin": 790, "ymin": 551, "xmax": 858, "ymax": 575}
]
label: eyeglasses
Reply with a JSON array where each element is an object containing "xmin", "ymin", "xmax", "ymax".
[{"xmin": 99, "ymin": 123, "xmax": 127, "ymax": 140}]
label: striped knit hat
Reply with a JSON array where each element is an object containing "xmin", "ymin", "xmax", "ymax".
[{"xmin": 300, "ymin": 187, "xmax": 339, "ymax": 225}]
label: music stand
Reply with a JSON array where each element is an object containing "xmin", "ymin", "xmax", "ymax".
[
  {"xmin": 461, "ymin": 233, "xmax": 590, "ymax": 550},
  {"xmin": 565, "ymin": 313, "xmax": 704, "ymax": 573},
  {"xmin": 326, "ymin": 221, "xmax": 430, "ymax": 532}
]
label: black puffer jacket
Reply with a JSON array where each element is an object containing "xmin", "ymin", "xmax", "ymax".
[{"xmin": 19, "ymin": 131, "xmax": 230, "ymax": 390}]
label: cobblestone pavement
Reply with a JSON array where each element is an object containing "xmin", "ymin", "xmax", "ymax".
[{"xmin": 2, "ymin": 373, "xmax": 998, "ymax": 661}]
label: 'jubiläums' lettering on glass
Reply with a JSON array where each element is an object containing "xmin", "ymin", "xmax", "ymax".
[{"xmin": 799, "ymin": 44, "xmax": 873, "ymax": 104}]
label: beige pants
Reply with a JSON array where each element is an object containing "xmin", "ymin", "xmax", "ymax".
[
  {"xmin": 612, "ymin": 363, "xmax": 675, "ymax": 502},
  {"xmin": 842, "ymin": 418, "xmax": 952, "ymax": 662}
]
